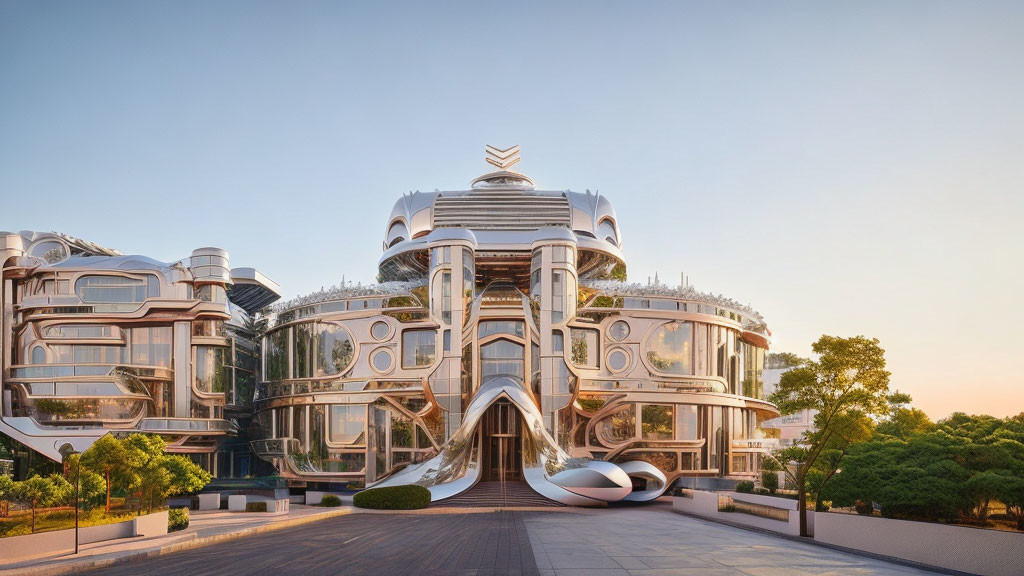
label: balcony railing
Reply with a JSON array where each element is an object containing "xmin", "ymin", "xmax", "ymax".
[{"xmin": 138, "ymin": 418, "xmax": 236, "ymax": 433}]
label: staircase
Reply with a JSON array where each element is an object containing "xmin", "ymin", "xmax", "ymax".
[{"xmin": 440, "ymin": 481, "xmax": 565, "ymax": 508}]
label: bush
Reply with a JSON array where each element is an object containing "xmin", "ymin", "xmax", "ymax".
[
  {"xmin": 735, "ymin": 481, "xmax": 755, "ymax": 494},
  {"xmin": 320, "ymin": 494, "xmax": 342, "ymax": 507},
  {"xmin": 353, "ymin": 485, "xmax": 430, "ymax": 510},
  {"xmin": 761, "ymin": 471, "xmax": 779, "ymax": 495},
  {"xmin": 854, "ymin": 499, "xmax": 872, "ymax": 515},
  {"xmin": 721, "ymin": 503, "xmax": 737, "ymax": 512},
  {"xmin": 168, "ymin": 507, "xmax": 189, "ymax": 531},
  {"xmin": 245, "ymin": 501, "xmax": 268, "ymax": 512}
]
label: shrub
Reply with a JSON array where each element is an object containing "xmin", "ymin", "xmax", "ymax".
[
  {"xmin": 735, "ymin": 481, "xmax": 755, "ymax": 494},
  {"xmin": 721, "ymin": 503, "xmax": 737, "ymax": 512},
  {"xmin": 854, "ymin": 499, "xmax": 872, "ymax": 515},
  {"xmin": 353, "ymin": 485, "xmax": 430, "ymax": 510},
  {"xmin": 245, "ymin": 501, "xmax": 268, "ymax": 512},
  {"xmin": 761, "ymin": 471, "xmax": 779, "ymax": 495},
  {"xmin": 168, "ymin": 507, "xmax": 189, "ymax": 531},
  {"xmin": 320, "ymin": 494, "xmax": 342, "ymax": 507}
]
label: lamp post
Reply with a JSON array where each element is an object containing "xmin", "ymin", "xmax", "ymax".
[
  {"xmin": 59, "ymin": 444, "xmax": 81, "ymax": 555},
  {"xmin": 73, "ymin": 452, "xmax": 80, "ymax": 554}
]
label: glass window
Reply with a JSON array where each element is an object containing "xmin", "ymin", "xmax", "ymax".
[
  {"xmin": 30, "ymin": 241, "xmax": 67, "ymax": 264},
  {"xmin": 480, "ymin": 339, "xmax": 524, "ymax": 383},
  {"xmin": 642, "ymin": 404, "xmax": 673, "ymax": 440},
  {"xmin": 129, "ymin": 327, "xmax": 172, "ymax": 367},
  {"xmin": 196, "ymin": 285, "xmax": 227, "ymax": 303},
  {"xmin": 31, "ymin": 346, "xmax": 45, "ymax": 364},
  {"xmin": 370, "ymin": 321, "xmax": 390, "ymax": 341},
  {"xmin": 402, "ymin": 330, "xmax": 436, "ymax": 368},
  {"xmin": 598, "ymin": 404, "xmax": 635, "ymax": 443},
  {"xmin": 478, "ymin": 320, "xmax": 525, "ymax": 339},
  {"xmin": 194, "ymin": 346, "xmax": 229, "ymax": 394},
  {"xmin": 570, "ymin": 328, "xmax": 599, "ymax": 368},
  {"xmin": 552, "ymin": 331, "xmax": 563, "ymax": 352},
  {"xmin": 75, "ymin": 275, "xmax": 146, "ymax": 303},
  {"xmin": 328, "ymin": 405, "xmax": 366, "ymax": 444},
  {"xmin": 551, "ymin": 271, "xmax": 564, "ymax": 323},
  {"xmin": 265, "ymin": 329, "xmax": 289, "ymax": 380},
  {"xmin": 441, "ymin": 272, "xmax": 451, "ymax": 323},
  {"xmin": 371, "ymin": 349, "xmax": 393, "ymax": 372},
  {"xmin": 607, "ymin": 349, "xmax": 629, "ymax": 372},
  {"xmin": 608, "ymin": 320, "xmax": 630, "ymax": 341},
  {"xmin": 598, "ymin": 219, "xmax": 617, "ymax": 244},
  {"xmin": 44, "ymin": 325, "xmax": 113, "ymax": 339},
  {"xmin": 443, "ymin": 330, "xmax": 451, "ymax": 352},
  {"xmin": 293, "ymin": 323, "xmax": 313, "ymax": 378},
  {"xmin": 645, "ymin": 322, "xmax": 693, "ymax": 375},
  {"xmin": 317, "ymin": 323, "xmax": 354, "ymax": 376},
  {"xmin": 676, "ymin": 404, "xmax": 698, "ymax": 440}
]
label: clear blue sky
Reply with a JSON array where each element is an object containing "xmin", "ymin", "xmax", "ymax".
[{"xmin": 2, "ymin": 1, "xmax": 1022, "ymax": 419}]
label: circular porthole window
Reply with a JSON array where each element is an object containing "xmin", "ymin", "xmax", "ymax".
[
  {"xmin": 370, "ymin": 321, "xmax": 390, "ymax": 341},
  {"xmin": 371, "ymin": 348, "xmax": 393, "ymax": 373},
  {"xmin": 608, "ymin": 320, "xmax": 630, "ymax": 342},
  {"xmin": 607, "ymin": 348, "xmax": 630, "ymax": 373}
]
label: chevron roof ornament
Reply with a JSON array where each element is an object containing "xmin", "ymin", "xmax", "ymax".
[{"xmin": 484, "ymin": 144, "xmax": 521, "ymax": 171}]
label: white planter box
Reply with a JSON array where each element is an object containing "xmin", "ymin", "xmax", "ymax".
[
  {"xmin": 197, "ymin": 493, "xmax": 221, "ymax": 511},
  {"xmin": 227, "ymin": 494, "xmax": 248, "ymax": 511}
]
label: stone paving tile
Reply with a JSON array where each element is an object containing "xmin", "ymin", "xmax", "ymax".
[{"xmin": 523, "ymin": 503, "xmax": 942, "ymax": 576}]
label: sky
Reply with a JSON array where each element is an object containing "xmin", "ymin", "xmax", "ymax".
[{"xmin": 1, "ymin": 1, "xmax": 1022, "ymax": 419}]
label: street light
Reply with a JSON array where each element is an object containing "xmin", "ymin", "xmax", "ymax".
[{"xmin": 59, "ymin": 444, "xmax": 81, "ymax": 555}]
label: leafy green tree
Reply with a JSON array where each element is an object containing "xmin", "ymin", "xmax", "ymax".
[
  {"xmin": 122, "ymin": 434, "xmax": 167, "ymax": 514},
  {"xmin": 0, "ymin": 475, "xmax": 13, "ymax": 517},
  {"xmin": 80, "ymin": 434, "xmax": 127, "ymax": 512},
  {"xmin": 79, "ymin": 470, "xmax": 106, "ymax": 510},
  {"xmin": 14, "ymin": 475, "xmax": 55, "ymax": 532},
  {"xmin": 46, "ymin": 473, "xmax": 73, "ymax": 507},
  {"xmin": 160, "ymin": 454, "xmax": 210, "ymax": 500},
  {"xmin": 769, "ymin": 335, "xmax": 892, "ymax": 536}
]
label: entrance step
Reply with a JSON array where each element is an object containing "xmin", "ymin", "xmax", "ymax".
[{"xmin": 440, "ymin": 481, "xmax": 565, "ymax": 508}]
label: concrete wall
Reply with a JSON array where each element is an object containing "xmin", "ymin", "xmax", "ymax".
[
  {"xmin": 227, "ymin": 494, "xmax": 290, "ymax": 514},
  {"xmin": 673, "ymin": 491, "xmax": 810, "ymax": 537},
  {"xmin": 0, "ymin": 510, "xmax": 167, "ymax": 564},
  {"xmin": 815, "ymin": 512, "xmax": 1024, "ymax": 576},
  {"xmin": 305, "ymin": 491, "xmax": 345, "ymax": 506},
  {"xmin": 198, "ymin": 493, "xmax": 221, "ymax": 511}
]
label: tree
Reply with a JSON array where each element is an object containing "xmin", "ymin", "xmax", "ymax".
[
  {"xmin": 79, "ymin": 470, "xmax": 106, "ymax": 510},
  {"xmin": 80, "ymin": 434, "xmax": 127, "ymax": 512},
  {"xmin": 877, "ymin": 392, "xmax": 934, "ymax": 439},
  {"xmin": 161, "ymin": 456, "xmax": 211, "ymax": 496},
  {"xmin": 46, "ymin": 473, "xmax": 73, "ymax": 508},
  {"xmin": 769, "ymin": 335, "xmax": 892, "ymax": 536},
  {"xmin": 14, "ymin": 475, "xmax": 55, "ymax": 532},
  {"xmin": 0, "ymin": 475, "xmax": 13, "ymax": 517},
  {"xmin": 122, "ymin": 434, "xmax": 166, "ymax": 515}
]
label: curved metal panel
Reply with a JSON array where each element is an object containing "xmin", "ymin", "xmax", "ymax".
[
  {"xmin": 616, "ymin": 460, "xmax": 668, "ymax": 502},
  {"xmin": 371, "ymin": 376, "xmax": 632, "ymax": 505}
]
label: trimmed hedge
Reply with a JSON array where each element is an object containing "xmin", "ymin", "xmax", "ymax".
[
  {"xmin": 320, "ymin": 494, "xmax": 342, "ymax": 507},
  {"xmin": 245, "ymin": 501, "xmax": 268, "ymax": 512},
  {"xmin": 353, "ymin": 485, "xmax": 430, "ymax": 510},
  {"xmin": 735, "ymin": 480, "xmax": 756, "ymax": 493},
  {"xmin": 169, "ymin": 507, "xmax": 190, "ymax": 531}
]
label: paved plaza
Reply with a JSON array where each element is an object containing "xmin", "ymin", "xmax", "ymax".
[{"xmin": 70, "ymin": 502, "xmax": 942, "ymax": 576}]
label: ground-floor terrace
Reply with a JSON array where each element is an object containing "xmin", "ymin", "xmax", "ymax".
[{"xmin": 73, "ymin": 502, "xmax": 940, "ymax": 576}]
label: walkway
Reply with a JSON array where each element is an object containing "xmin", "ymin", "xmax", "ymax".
[
  {"xmin": 68, "ymin": 502, "xmax": 942, "ymax": 576},
  {"xmin": 0, "ymin": 505, "xmax": 352, "ymax": 576}
]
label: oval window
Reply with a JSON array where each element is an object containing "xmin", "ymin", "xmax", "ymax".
[
  {"xmin": 371, "ymin": 349, "xmax": 393, "ymax": 372},
  {"xmin": 608, "ymin": 349, "xmax": 629, "ymax": 372},
  {"xmin": 371, "ymin": 321, "xmax": 390, "ymax": 341},
  {"xmin": 608, "ymin": 320, "xmax": 630, "ymax": 341}
]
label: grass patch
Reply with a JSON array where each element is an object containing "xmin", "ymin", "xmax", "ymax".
[{"xmin": 0, "ymin": 507, "xmax": 139, "ymax": 538}]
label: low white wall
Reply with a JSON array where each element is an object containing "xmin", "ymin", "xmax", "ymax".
[
  {"xmin": 673, "ymin": 491, "xmax": 809, "ymax": 537},
  {"xmin": 305, "ymin": 491, "xmax": 344, "ymax": 506},
  {"xmin": 0, "ymin": 510, "xmax": 168, "ymax": 564},
  {"xmin": 226, "ymin": 495, "xmax": 290, "ymax": 514},
  {"xmin": 197, "ymin": 493, "xmax": 221, "ymax": 511},
  {"xmin": 132, "ymin": 510, "xmax": 168, "ymax": 538},
  {"xmin": 227, "ymin": 495, "xmax": 247, "ymax": 511},
  {"xmin": 815, "ymin": 512, "xmax": 1024, "ymax": 576}
]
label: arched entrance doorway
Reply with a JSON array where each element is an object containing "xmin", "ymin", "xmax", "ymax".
[{"xmin": 480, "ymin": 399, "xmax": 523, "ymax": 483}]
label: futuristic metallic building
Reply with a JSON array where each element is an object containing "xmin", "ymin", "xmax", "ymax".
[
  {"xmin": 250, "ymin": 146, "xmax": 779, "ymax": 504},
  {"xmin": 0, "ymin": 231, "xmax": 280, "ymax": 474}
]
